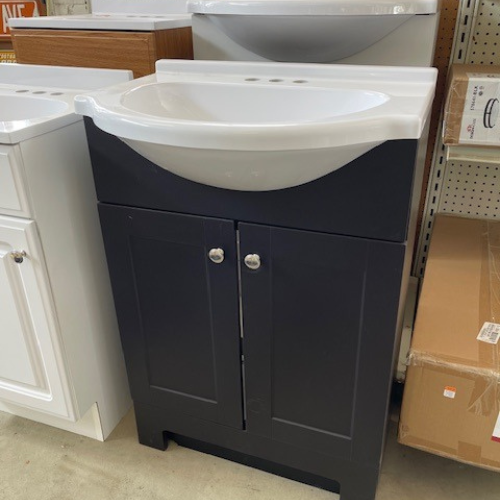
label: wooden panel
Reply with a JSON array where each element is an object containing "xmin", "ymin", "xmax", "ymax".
[
  {"xmin": 11, "ymin": 29, "xmax": 155, "ymax": 77},
  {"xmin": 153, "ymin": 27, "xmax": 193, "ymax": 61}
]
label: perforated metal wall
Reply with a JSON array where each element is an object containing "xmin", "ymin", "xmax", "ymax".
[
  {"xmin": 439, "ymin": 161, "xmax": 500, "ymax": 217},
  {"xmin": 414, "ymin": 0, "xmax": 500, "ymax": 276},
  {"xmin": 467, "ymin": 0, "xmax": 500, "ymax": 64}
]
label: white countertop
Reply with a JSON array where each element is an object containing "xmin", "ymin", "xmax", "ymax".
[
  {"xmin": 75, "ymin": 59, "xmax": 438, "ymax": 150},
  {"xmin": 8, "ymin": 13, "xmax": 191, "ymax": 31}
]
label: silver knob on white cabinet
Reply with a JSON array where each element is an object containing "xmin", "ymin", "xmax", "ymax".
[
  {"xmin": 208, "ymin": 248, "xmax": 225, "ymax": 264},
  {"xmin": 10, "ymin": 250, "xmax": 27, "ymax": 264},
  {"xmin": 244, "ymin": 254, "xmax": 261, "ymax": 270}
]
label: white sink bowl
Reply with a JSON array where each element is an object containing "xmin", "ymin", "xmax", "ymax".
[
  {"xmin": 75, "ymin": 60, "xmax": 437, "ymax": 191},
  {"xmin": 188, "ymin": 0, "xmax": 438, "ymax": 63},
  {"xmin": 0, "ymin": 64, "xmax": 132, "ymax": 144},
  {"xmin": 0, "ymin": 95, "xmax": 69, "ymax": 121},
  {"xmin": 121, "ymin": 82, "xmax": 389, "ymax": 122},
  {"xmin": 202, "ymin": 15, "xmax": 412, "ymax": 63},
  {"xmin": 0, "ymin": 89, "xmax": 76, "ymax": 143}
]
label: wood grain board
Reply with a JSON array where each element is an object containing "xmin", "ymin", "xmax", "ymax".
[{"xmin": 11, "ymin": 27, "xmax": 193, "ymax": 78}]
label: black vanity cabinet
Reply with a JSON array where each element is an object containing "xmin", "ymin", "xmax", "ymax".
[{"xmin": 86, "ymin": 119, "xmax": 422, "ymax": 500}]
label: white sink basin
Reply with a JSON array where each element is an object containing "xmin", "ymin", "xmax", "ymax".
[
  {"xmin": 0, "ymin": 95, "xmax": 69, "ymax": 121},
  {"xmin": 0, "ymin": 88, "xmax": 77, "ymax": 143},
  {"xmin": 75, "ymin": 60, "xmax": 437, "ymax": 191},
  {"xmin": 0, "ymin": 64, "xmax": 132, "ymax": 144},
  {"xmin": 188, "ymin": 0, "xmax": 438, "ymax": 63},
  {"xmin": 122, "ymin": 83, "xmax": 389, "ymax": 122}
]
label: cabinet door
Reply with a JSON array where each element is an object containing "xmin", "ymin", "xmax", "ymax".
[
  {"xmin": 99, "ymin": 205, "xmax": 243, "ymax": 429},
  {"xmin": 0, "ymin": 216, "xmax": 75, "ymax": 419},
  {"xmin": 240, "ymin": 223, "xmax": 405, "ymax": 462}
]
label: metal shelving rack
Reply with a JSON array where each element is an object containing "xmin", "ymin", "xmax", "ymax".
[{"xmin": 414, "ymin": 0, "xmax": 500, "ymax": 276}]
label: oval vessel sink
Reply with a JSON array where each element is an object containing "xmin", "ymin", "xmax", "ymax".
[{"xmin": 75, "ymin": 60, "xmax": 437, "ymax": 191}]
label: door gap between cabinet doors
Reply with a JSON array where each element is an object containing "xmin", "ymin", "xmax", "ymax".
[{"xmin": 236, "ymin": 228, "xmax": 248, "ymax": 428}]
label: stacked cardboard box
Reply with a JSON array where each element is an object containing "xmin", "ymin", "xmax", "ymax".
[
  {"xmin": 444, "ymin": 64, "xmax": 500, "ymax": 147},
  {"xmin": 400, "ymin": 214, "xmax": 500, "ymax": 471}
]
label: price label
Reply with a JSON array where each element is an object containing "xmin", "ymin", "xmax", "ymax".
[{"xmin": 477, "ymin": 322, "xmax": 500, "ymax": 345}]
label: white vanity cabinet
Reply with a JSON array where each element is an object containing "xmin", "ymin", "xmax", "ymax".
[
  {"xmin": 0, "ymin": 64, "xmax": 132, "ymax": 440},
  {"xmin": 0, "ymin": 215, "xmax": 74, "ymax": 420}
]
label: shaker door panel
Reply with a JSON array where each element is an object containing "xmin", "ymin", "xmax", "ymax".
[
  {"xmin": 239, "ymin": 223, "xmax": 404, "ymax": 460},
  {"xmin": 99, "ymin": 205, "xmax": 243, "ymax": 429}
]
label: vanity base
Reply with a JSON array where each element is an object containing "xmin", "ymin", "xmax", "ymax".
[
  {"xmin": 135, "ymin": 402, "xmax": 380, "ymax": 500},
  {"xmin": 85, "ymin": 121, "xmax": 423, "ymax": 500}
]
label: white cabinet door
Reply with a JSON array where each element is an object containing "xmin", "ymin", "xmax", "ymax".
[{"xmin": 0, "ymin": 215, "xmax": 76, "ymax": 420}]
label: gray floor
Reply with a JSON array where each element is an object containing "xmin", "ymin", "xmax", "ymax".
[{"xmin": 1, "ymin": 408, "xmax": 499, "ymax": 500}]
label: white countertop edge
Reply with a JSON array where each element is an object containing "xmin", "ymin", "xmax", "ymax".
[
  {"xmin": 187, "ymin": 0, "xmax": 439, "ymax": 16},
  {"xmin": 0, "ymin": 64, "xmax": 132, "ymax": 90},
  {"xmin": 154, "ymin": 60, "xmax": 438, "ymax": 86},
  {"xmin": 8, "ymin": 14, "xmax": 191, "ymax": 31},
  {"xmin": 0, "ymin": 115, "xmax": 81, "ymax": 145},
  {"xmin": 74, "ymin": 96, "xmax": 432, "ymax": 152},
  {"xmin": 92, "ymin": 0, "xmax": 190, "ymax": 15}
]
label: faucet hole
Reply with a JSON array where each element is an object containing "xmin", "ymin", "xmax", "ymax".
[
  {"xmin": 293, "ymin": 80, "xmax": 308, "ymax": 84},
  {"xmin": 245, "ymin": 78, "xmax": 260, "ymax": 81},
  {"xmin": 15, "ymin": 89, "xmax": 29, "ymax": 93},
  {"xmin": 50, "ymin": 92, "xmax": 64, "ymax": 96},
  {"xmin": 32, "ymin": 91, "xmax": 47, "ymax": 94},
  {"xmin": 269, "ymin": 79, "xmax": 283, "ymax": 82}
]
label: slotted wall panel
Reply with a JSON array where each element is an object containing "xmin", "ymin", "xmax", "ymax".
[{"xmin": 414, "ymin": 0, "xmax": 500, "ymax": 276}]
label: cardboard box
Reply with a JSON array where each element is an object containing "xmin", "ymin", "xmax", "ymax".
[
  {"xmin": 399, "ymin": 214, "xmax": 500, "ymax": 472},
  {"xmin": 443, "ymin": 64, "xmax": 500, "ymax": 146}
]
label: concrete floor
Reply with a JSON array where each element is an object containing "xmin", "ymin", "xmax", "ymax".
[{"xmin": 1, "ymin": 409, "xmax": 500, "ymax": 500}]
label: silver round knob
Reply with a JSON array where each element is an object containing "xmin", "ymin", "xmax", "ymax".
[
  {"xmin": 208, "ymin": 248, "xmax": 225, "ymax": 264},
  {"xmin": 244, "ymin": 254, "xmax": 261, "ymax": 270},
  {"xmin": 10, "ymin": 250, "xmax": 27, "ymax": 264}
]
